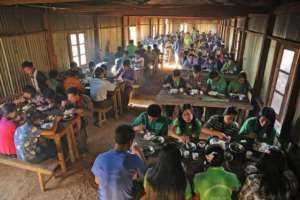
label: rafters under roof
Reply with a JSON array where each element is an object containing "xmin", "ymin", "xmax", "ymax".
[
  {"xmin": 0, "ymin": 0, "xmax": 279, "ymax": 6},
  {"xmin": 0, "ymin": 0, "xmax": 281, "ymax": 17}
]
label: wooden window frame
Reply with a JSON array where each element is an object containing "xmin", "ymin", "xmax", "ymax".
[
  {"xmin": 68, "ymin": 32, "xmax": 87, "ymax": 67},
  {"xmin": 268, "ymin": 45, "xmax": 300, "ymax": 123}
]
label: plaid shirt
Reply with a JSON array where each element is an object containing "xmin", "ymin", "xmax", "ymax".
[
  {"xmin": 239, "ymin": 170, "xmax": 298, "ymax": 200},
  {"xmin": 204, "ymin": 115, "xmax": 239, "ymax": 137}
]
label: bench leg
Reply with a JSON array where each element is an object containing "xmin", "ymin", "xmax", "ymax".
[
  {"xmin": 54, "ymin": 138, "xmax": 67, "ymax": 173},
  {"xmin": 38, "ymin": 172, "xmax": 45, "ymax": 192}
]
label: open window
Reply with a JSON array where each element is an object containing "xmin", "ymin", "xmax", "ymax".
[
  {"xmin": 180, "ymin": 23, "xmax": 188, "ymax": 33},
  {"xmin": 69, "ymin": 33, "xmax": 87, "ymax": 66},
  {"xmin": 269, "ymin": 47, "xmax": 299, "ymax": 126},
  {"xmin": 129, "ymin": 26, "xmax": 137, "ymax": 44}
]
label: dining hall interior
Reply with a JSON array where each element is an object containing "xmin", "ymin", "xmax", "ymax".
[{"xmin": 0, "ymin": 0, "xmax": 300, "ymax": 199}]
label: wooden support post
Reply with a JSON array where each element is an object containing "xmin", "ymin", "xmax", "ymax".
[
  {"xmin": 121, "ymin": 16, "xmax": 125, "ymax": 48},
  {"xmin": 127, "ymin": 16, "xmax": 130, "ymax": 42},
  {"xmin": 93, "ymin": 15, "xmax": 101, "ymax": 63},
  {"xmin": 230, "ymin": 18, "xmax": 237, "ymax": 54},
  {"xmin": 157, "ymin": 18, "xmax": 160, "ymax": 36},
  {"xmin": 253, "ymin": 14, "xmax": 275, "ymax": 97},
  {"xmin": 137, "ymin": 16, "xmax": 141, "ymax": 42},
  {"xmin": 224, "ymin": 19, "xmax": 229, "ymax": 48},
  {"xmin": 149, "ymin": 18, "xmax": 152, "ymax": 38},
  {"xmin": 43, "ymin": 11, "xmax": 57, "ymax": 70},
  {"xmin": 238, "ymin": 16, "xmax": 248, "ymax": 65}
]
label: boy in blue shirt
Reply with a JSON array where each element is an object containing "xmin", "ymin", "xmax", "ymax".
[{"xmin": 92, "ymin": 125, "xmax": 145, "ymax": 200}]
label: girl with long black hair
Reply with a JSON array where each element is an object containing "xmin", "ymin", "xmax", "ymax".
[
  {"xmin": 144, "ymin": 143, "xmax": 192, "ymax": 200},
  {"xmin": 169, "ymin": 104, "xmax": 202, "ymax": 143},
  {"xmin": 239, "ymin": 149, "xmax": 298, "ymax": 200}
]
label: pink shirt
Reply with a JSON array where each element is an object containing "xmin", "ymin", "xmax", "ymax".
[{"xmin": 0, "ymin": 117, "xmax": 17, "ymax": 155}]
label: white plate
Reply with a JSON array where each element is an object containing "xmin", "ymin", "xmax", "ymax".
[
  {"xmin": 41, "ymin": 122, "xmax": 53, "ymax": 130},
  {"xmin": 208, "ymin": 91, "xmax": 218, "ymax": 96},
  {"xmin": 37, "ymin": 106, "xmax": 49, "ymax": 111}
]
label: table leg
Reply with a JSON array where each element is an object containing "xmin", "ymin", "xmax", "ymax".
[
  {"xmin": 69, "ymin": 126, "xmax": 79, "ymax": 159},
  {"xmin": 117, "ymin": 90, "xmax": 123, "ymax": 115},
  {"xmin": 66, "ymin": 128, "xmax": 76, "ymax": 162},
  {"xmin": 202, "ymin": 107, "xmax": 207, "ymax": 122},
  {"xmin": 54, "ymin": 137, "xmax": 67, "ymax": 173},
  {"xmin": 113, "ymin": 94, "xmax": 119, "ymax": 119}
]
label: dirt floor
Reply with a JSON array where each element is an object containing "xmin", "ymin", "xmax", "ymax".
[{"xmin": 0, "ymin": 69, "xmax": 169, "ymax": 200}]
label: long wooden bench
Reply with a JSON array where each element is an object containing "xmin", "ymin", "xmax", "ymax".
[{"xmin": 0, "ymin": 156, "xmax": 59, "ymax": 192}]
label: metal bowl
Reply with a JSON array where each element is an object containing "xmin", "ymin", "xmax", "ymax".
[
  {"xmin": 185, "ymin": 142, "xmax": 197, "ymax": 151},
  {"xmin": 228, "ymin": 142, "xmax": 246, "ymax": 154},
  {"xmin": 151, "ymin": 136, "xmax": 165, "ymax": 144},
  {"xmin": 197, "ymin": 141, "xmax": 207, "ymax": 149},
  {"xmin": 142, "ymin": 145, "xmax": 155, "ymax": 156}
]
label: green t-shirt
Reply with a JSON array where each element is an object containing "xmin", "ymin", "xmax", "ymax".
[
  {"xmin": 222, "ymin": 62, "xmax": 238, "ymax": 73},
  {"xmin": 239, "ymin": 117, "xmax": 277, "ymax": 145},
  {"xmin": 131, "ymin": 112, "xmax": 168, "ymax": 136},
  {"xmin": 184, "ymin": 37, "xmax": 193, "ymax": 49},
  {"xmin": 174, "ymin": 79, "xmax": 181, "ymax": 88},
  {"xmin": 207, "ymin": 76, "xmax": 227, "ymax": 94},
  {"xmin": 144, "ymin": 171, "xmax": 192, "ymax": 200},
  {"xmin": 194, "ymin": 167, "xmax": 241, "ymax": 200},
  {"xmin": 172, "ymin": 118, "xmax": 202, "ymax": 137},
  {"xmin": 227, "ymin": 80, "xmax": 250, "ymax": 94},
  {"xmin": 127, "ymin": 44, "xmax": 137, "ymax": 57}
]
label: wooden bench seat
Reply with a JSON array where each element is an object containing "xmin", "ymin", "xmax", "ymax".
[
  {"xmin": 132, "ymin": 84, "xmax": 140, "ymax": 98},
  {"xmin": 94, "ymin": 105, "xmax": 113, "ymax": 126},
  {"xmin": 0, "ymin": 156, "xmax": 59, "ymax": 192}
]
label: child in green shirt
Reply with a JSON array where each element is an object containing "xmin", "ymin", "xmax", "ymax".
[
  {"xmin": 194, "ymin": 145, "xmax": 241, "ymax": 200},
  {"xmin": 228, "ymin": 71, "xmax": 250, "ymax": 94},
  {"xmin": 169, "ymin": 104, "xmax": 202, "ymax": 143},
  {"xmin": 221, "ymin": 58, "xmax": 238, "ymax": 74},
  {"xmin": 239, "ymin": 107, "xmax": 277, "ymax": 145},
  {"xmin": 132, "ymin": 104, "xmax": 168, "ymax": 136},
  {"xmin": 207, "ymin": 71, "xmax": 227, "ymax": 94}
]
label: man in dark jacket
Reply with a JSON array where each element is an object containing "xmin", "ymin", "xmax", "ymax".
[{"xmin": 21, "ymin": 61, "xmax": 48, "ymax": 94}]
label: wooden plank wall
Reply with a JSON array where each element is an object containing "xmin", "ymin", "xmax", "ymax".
[
  {"xmin": 0, "ymin": 7, "xmax": 49, "ymax": 97},
  {"xmin": 0, "ymin": 8, "xmax": 124, "ymax": 97},
  {"xmin": 97, "ymin": 16, "xmax": 122, "ymax": 58},
  {"xmin": 219, "ymin": 7, "xmax": 300, "ymax": 143},
  {"xmin": 242, "ymin": 14, "xmax": 268, "ymax": 87},
  {"xmin": 259, "ymin": 40, "xmax": 277, "ymax": 104}
]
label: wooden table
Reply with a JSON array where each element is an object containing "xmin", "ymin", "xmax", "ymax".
[
  {"xmin": 180, "ymin": 69, "xmax": 238, "ymax": 81},
  {"xmin": 134, "ymin": 134, "xmax": 254, "ymax": 185},
  {"xmin": 155, "ymin": 89, "xmax": 253, "ymax": 124},
  {"xmin": 42, "ymin": 117, "xmax": 80, "ymax": 173}
]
